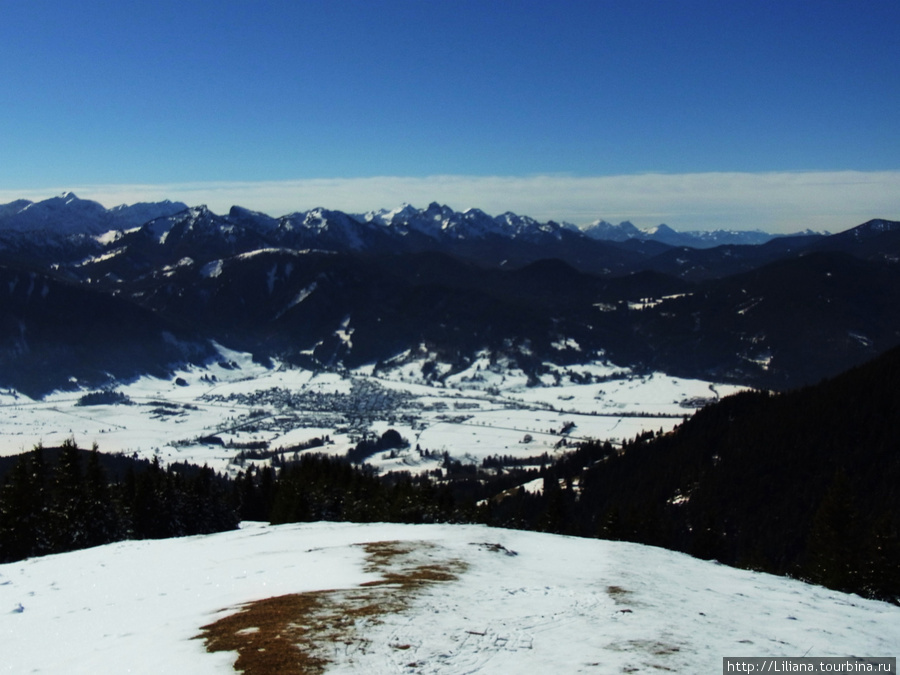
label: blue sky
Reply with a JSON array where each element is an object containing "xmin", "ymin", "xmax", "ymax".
[{"xmin": 2, "ymin": 0, "xmax": 899, "ymax": 231}]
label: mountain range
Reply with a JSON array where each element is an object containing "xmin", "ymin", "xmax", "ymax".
[
  {"xmin": 0, "ymin": 193, "xmax": 812, "ymax": 247},
  {"xmin": 1, "ymin": 193, "xmax": 899, "ymax": 397}
]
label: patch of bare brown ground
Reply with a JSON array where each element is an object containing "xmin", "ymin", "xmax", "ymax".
[{"xmin": 195, "ymin": 540, "xmax": 467, "ymax": 674}]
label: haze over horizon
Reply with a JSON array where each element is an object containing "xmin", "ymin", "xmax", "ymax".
[{"xmin": 3, "ymin": 1, "xmax": 899, "ymax": 232}]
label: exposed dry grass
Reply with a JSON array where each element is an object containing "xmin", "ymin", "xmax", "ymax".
[
  {"xmin": 606, "ymin": 585, "xmax": 632, "ymax": 604},
  {"xmin": 195, "ymin": 540, "xmax": 467, "ymax": 674},
  {"xmin": 196, "ymin": 594, "xmax": 329, "ymax": 675}
]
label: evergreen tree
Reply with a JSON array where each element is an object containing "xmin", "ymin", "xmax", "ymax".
[
  {"xmin": 50, "ymin": 439, "xmax": 87, "ymax": 552},
  {"xmin": 862, "ymin": 513, "xmax": 900, "ymax": 602},
  {"xmin": 82, "ymin": 445, "xmax": 124, "ymax": 547},
  {"xmin": 28, "ymin": 445, "xmax": 53, "ymax": 556},
  {"xmin": 0, "ymin": 446, "xmax": 52, "ymax": 560},
  {"xmin": 803, "ymin": 471, "xmax": 863, "ymax": 593},
  {"xmin": 0, "ymin": 455, "xmax": 37, "ymax": 561}
]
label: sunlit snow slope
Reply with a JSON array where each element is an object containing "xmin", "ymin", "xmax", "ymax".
[{"xmin": 1, "ymin": 522, "xmax": 897, "ymax": 674}]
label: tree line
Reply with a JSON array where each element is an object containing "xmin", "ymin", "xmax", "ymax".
[{"xmin": 0, "ymin": 440, "xmax": 237, "ymax": 563}]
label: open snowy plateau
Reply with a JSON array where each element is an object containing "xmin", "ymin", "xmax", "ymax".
[
  {"xmin": 0, "ymin": 345, "xmax": 745, "ymax": 477},
  {"xmin": 1, "ymin": 521, "xmax": 897, "ymax": 674}
]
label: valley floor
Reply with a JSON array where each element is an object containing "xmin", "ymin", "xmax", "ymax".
[{"xmin": 0, "ymin": 347, "xmax": 745, "ymax": 476}]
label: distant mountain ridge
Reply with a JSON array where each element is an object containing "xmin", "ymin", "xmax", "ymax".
[
  {"xmin": 0, "ymin": 191, "xmax": 898, "ymax": 397},
  {"xmin": 0, "ymin": 193, "xmax": 188, "ymax": 235},
  {"xmin": 577, "ymin": 219, "xmax": 794, "ymax": 248},
  {"xmin": 0, "ymin": 192, "xmax": 840, "ymax": 282},
  {"xmin": 0, "ymin": 192, "xmax": 820, "ymax": 249}
]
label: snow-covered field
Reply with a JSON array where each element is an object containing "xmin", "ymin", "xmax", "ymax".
[
  {"xmin": 1, "ymin": 522, "xmax": 896, "ymax": 674},
  {"xmin": 0, "ymin": 347, "xmax": 745, "ymax": 474}
]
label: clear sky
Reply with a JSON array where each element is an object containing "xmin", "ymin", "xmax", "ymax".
[{"xmin": 2, "ymin": 0, "xmax": 899, "ymax": 231}]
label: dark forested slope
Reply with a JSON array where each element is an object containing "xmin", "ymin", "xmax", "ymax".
[{"xmin": 564, "ymin": 344, "xmax": 900, "ymax": 601}]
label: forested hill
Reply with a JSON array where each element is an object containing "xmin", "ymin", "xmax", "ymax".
[
  {"xmin": 0, "ymin": 443, "xmax": 238, "ymax": 563},
  {"xmin": 559, "ymin": 343, "xmax": 900, "ymax": 602}
]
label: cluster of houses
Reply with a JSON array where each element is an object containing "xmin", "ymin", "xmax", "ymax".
[{"xmin": 199, "ymin": 378, "xmax": 423, "ymax": 444}]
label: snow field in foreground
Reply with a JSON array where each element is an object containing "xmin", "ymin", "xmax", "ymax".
[{"xmin": 1, "ymin": 522, "xmax": 897, "ymax": 674}]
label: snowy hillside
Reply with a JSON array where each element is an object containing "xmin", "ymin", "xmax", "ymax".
[{"xmin": 2, "ymin": 522, "xmax": 896, "ymax": 674}]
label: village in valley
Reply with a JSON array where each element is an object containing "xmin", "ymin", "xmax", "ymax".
[{"xmin": 0, "ymin": 345, "xmax": 741, "ymax": 478}]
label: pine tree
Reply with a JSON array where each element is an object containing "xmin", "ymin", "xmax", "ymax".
[
  {"xmin": 28, "ymin": 445, "xmax": 53, "ymax": 555},
  {"xmin": 0, "ymin": 455, "xmax": 35, "ymax": 561},
  {"xmin": 804, "ymin": 471, "xmax": 863, "ymax": 593},
  {"xmin": 50, "ymin": 438, "xmax": 87, "ymax": 552},
  {"xmin": 862, "ymin": 513, "xmax": 900, "ymax": 602},
  {"xmin": 0, "ymin": 445, "xmax": 52, "ymax": 560},
  {"xmin": 82, "ymin": 445, "xmax": 124, "ymax": 547}
]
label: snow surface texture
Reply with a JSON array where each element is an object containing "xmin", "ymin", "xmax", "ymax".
[
  {"xmin": 1, "ymin": 522, "xmax": 897, "ymax": 674},
  {"xmin": 0, "ymin": 346, "xmax": 744, "ymax": 477}
]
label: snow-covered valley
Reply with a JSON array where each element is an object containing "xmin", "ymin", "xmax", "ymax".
[
  {"xmin": 0, "ymin": 346, "xmax": 745, "ymax": 477},
  {"xmin": 2, "ymin": 522, "xmax": 897, "ymax": 674}
]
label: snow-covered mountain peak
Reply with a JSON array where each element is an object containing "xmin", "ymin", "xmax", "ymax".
[
  {"xmin": 423, "ymin": 202, "xmax": 455, "ymax": 220},
  {"xmin": 300, "ymin": 206, "xmax": 360, "ymax": 226},
  {"xmin": 392, "ymin": 202, "xmax": 420, "ymax": 219},
  {"xmin": 187, "ymin": 204, "xmax": 212, "ymax": 218},
  {"xmin": 276, "ymin": 207, "xmax": 369, "ymax": 250},
  {"xmin": 643, "ymin": 223, "xmax": 674, "ymax": 235},
  {"xmin": 358, "ymin": 203, "xmax": 417, "ymax": 227},
  {"xmin": 50, "ymin": 192, "xmax": 99, "ymax": 208},
  {"xmin": 0, "ymin": 193, "xmax": 108, "ymax": 234},
  {"xmin": 133, "ymin": 204, "xmax": 225, "ymax": 246},
  {"xmin": 300, "ymin": 208, "xmax": 329, "ymax": 229},
  {"xmin": 462, "ymin": 206, "xmax": 488, "ymax": 217},
  {"xmin": 491, "ymin": 210, "xmax": 563, "ymax": 241},
  {"xmin": 228, "ymin": 205, "xmax": 279, "ymax": 232},
  {"xmin": 582, "ymin": 219, "xmax": 643, "ymax": 242},
  {"xmin": 494, "ymin": 211, "xmax": 524, "ymax": 223}
]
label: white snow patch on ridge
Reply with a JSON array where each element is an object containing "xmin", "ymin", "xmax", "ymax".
[
  {"xmin": 77, "ymin": 248, "xmax": 124, "ymax": 266},
  {"xmin": 94, "ymin": 230, "xmax": 124, "ymax": 245},
  {"xmin": 275, "ymin": 281, "xmax": 317, "ymax": 319},
  {"xmin": 199, "ymin": 259, "xmax": 223, "ymax": 278}
]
